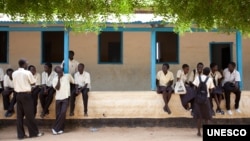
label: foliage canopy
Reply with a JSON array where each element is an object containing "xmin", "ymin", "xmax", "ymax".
[{"xmin": 1, "ymin": 0, "xmax": 250, "ymax": 35}]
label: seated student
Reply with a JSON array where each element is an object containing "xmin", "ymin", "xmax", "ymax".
[
  {"xmin": 40, "ymin": 62, "xmax": 57, "ymax": 118},
  {"xmin": 209, "ymin": 63, "xmax": 224, "ymax": 115},
  {"xmin": 28, "ymin": 65, "xmax": 42, "ymax": 116},
  {"xmin": 176, "ymin": 64, "xmax": 196, "ymax": 110},
  {"xmin": 192, "ymin": 67, "xmax": 215, "ymax": 137},
  {"xmin": 70, "ymin": 63, "xmax": 91, "ymax": 117},
  {"xmin": 156, "ymin": 63, "xmax": 174, "ymax": 114},
  {"xmin": 187, "ymin": 62, "xmax": 204, "ymax": 114},
  {"xmin": 2, "ymin": 68, "xmax": 16, "ymax": 117},
  {"xmin": 222, "ymin": 62, "xmax": 242, "ymax": 115}
]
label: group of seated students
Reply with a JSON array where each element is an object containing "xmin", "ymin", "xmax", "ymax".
[
  {"xmin": 156, "ymin": 61, "xmax": 242, "ymax": 116},
  {"xmin": 0, "ymin": 60, "xmax": 91, "ymax": 118}
]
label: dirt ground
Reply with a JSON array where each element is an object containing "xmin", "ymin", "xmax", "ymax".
[{"xmin": 0, "ymin": 126, "xmax": 202, "ymax": 141}]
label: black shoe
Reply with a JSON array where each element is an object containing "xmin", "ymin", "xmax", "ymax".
[
  {"xmin": 5, "ymin": 111, "xmax": 13, "ymax": 117},
  {"xmin": 18, "ymin": 134, "xmax": 28, "ymax": 140},
  {"xmin": 70, "ymin": 113, "xmax": 74, "ymax": 116}
]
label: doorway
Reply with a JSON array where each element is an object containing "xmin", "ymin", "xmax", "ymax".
[{"xmin": 210, "ymin": 42, "xmax": 232, "ymax": 71}]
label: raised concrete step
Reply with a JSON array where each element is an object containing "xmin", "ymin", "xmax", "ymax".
[{"xmin": 0, "ymin": 91, "xmax": 250, "ymax": 120}]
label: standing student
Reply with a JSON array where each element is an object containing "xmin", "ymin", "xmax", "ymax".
[
  {"xmin": 12, "ymin": 59, "xmax": 44, "ymax": 139},
  {"xmin": 28, "ymin": 65, "xmax": 41, "ymax": 116},
  {"xmin": 187, "ymin": 62, "xmax": 204, "ymax": 114},
  {"xmin": 61, "ymin": 50, "xmax": 79, "ymax": 77},
  {"xmin": 222, "ymin": 62, "xmax": 242, "ymax": 115},
  {"xmin": 2, "ymin": 68, "xmax": 16, "ymax": 117},
  {"xmin": 70, "ymin": 63, "xmax": 91, "ymax": 117},
  {"xmin": 209, "ymin": 63, "xmax": 224, "ymax": 115},
  {"xmin": 156, "ymin": 63, "xmax": 174, "ymax": 114},
  {"xmin": 40, "ymin": 63, "xmax": 57, "ymax": 118},
  {"xmin": 192, "ymin": 67, "xmax": 214, "ymax": 137},
  {"xmin": 52, "ymin": 66, "xmax": 74, "ymax": 135}
]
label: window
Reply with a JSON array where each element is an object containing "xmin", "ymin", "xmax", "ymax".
[
  {"xmin": 0, "ymin": 31, "xmax": 8, "ymax": 63},
  {"xmin": 42, "ymin": 31, "xmax": 64, "ymax": 63},
  {"xmin": 156, "ymin": 32, "xmax": 179, "ymax": 63},
  {"xmin": 99, "ymin": 32, "xmax": 122, "ymax": 63}
]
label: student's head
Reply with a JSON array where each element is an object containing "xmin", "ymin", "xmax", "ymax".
[
  {"xmin": 18, "ymin": 59, "xmax": 28, "ymax": 69},
  {"xmin": 203, "ymin": 67, "xmax": 210, "ymax": 76},
  {"xmin": 228, "ymin": 62, "xmax": 236, "ymax": 72},
  {"xmin": 69, "ymin": 50, "xmax": 75, "ymax": 60},
  {"xmin": 28, "ymin": 65, "xmax": 36, "ymax": 75},
  {"xmin": 196, "ymin": 62, "xmax": 204, "ymax": 73},
  {"xmin": 6, "ymin": 68, "xmax": 14, "ymax": 78},
  {"xmin": 162, "ymin": 63, "xmax": 169, "ymax": 73},
  {"xmin": 78, "ymin": 63, "xmax": 85, "ymax": 74},
  {"xmin": 54, "ymin": 66, "xmax": 63, "ymax": 76},
  {"xmin": 182, "ymin": 64, "xmax": 189, "ymax": 74},
  {"xmin": 44, "ymin": 62, "xmax": 52, "ymax": 73},
  {"xmin": 210, "ymin": 62, "xmax": 218, "ymax": 72}
]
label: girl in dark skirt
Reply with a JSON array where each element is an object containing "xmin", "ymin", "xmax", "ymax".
[
  {"xmin": 192, "ymin": 67, "xmax": 215, "ymax": 137},
  {"xmin": 209, "ymin": 63, "xmax": 224, "ymax": 115}
]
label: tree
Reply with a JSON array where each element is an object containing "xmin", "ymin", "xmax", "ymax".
[{"xmin": 1, "ymin": 0, "xmax": 250, "ymax": 35}]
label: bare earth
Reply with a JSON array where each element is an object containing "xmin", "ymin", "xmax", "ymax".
[{"xmin": 0, "ymin": 126, "xmax": 202, "ymax": 141}]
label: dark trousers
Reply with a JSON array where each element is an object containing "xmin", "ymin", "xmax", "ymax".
[
  {"xmin": 31, "ymin": 86, "xmax": 41, "ymax": 116},
  {"xmin": 70, "ymin": 88, "xmax": 89, "ymax": 114},
  {"xmin": 2, "ymin": 89, "xmax": 16, "ymax": 112},
  {"xmin": 39, "ymin": 86, "xmax": 55, "ymax": 114},
  {"xmin": 16, "ymin": 93, "xmax": 39, "ymax": 138},
  {"xmin": 53, "ymin": 98, "xmax": 69, "ymax": 132},
  {"xmin": 223, "ymin": 83, "xmax": 241, "ymax": 110}
]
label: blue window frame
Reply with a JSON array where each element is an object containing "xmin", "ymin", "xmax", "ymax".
[
  {"xmin": 0, "ymin": 31, "xmax": 8, "ymax": 63},
  {"xmin": 98, "ymin": 31, "xmax": 123, "ymax": 64},
  {"xmin": 155, "ymin": 31, "xmax": 179, "ymax": 64},
  {"xmin": 41, "ymin": 31, "xmax": 64, "ymax": 63}
]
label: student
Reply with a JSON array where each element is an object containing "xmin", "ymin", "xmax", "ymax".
[
  {"xmin": 176, "ymin": 64, "xmax": 196, "ymax": 110},
  {"xmin": 12, "ymin": 59, "xmax": 44, "ymax": 139},
  {"xmin": 52, "ymin": 66, "xmax": 74, "ymax": 135},
  {"xmin": 187, "ymin": 62, "xmax": 204, "ymax": 114},
  {"xmin": 40, "ymin": 62, "xmax": 57, "ymax": 118},
  {"xmin": 70, "ymin": 63, "xmax": 91, "ymax": 117},
  {"xmin": 156, "ymin": 63, "xmax": 174, "ymax": 114},
  {"xmin": 61, "ymin": 50, "xmax": 79, "ymax": 77},
  {"xmin": 2, "ymin": 68, "xmax": 16, "ymax": 117},
  {"xmin": 192, "ymin": 67, "xmax": 214, "ymax": 137},
  {"xmin": 222, "ymin": 62, "xmax": 241, "ymax": 115},
  {"xmin": 28, "ymin": 65, "xmax": 41, "ymax": 116},
  {"xmin": 0, "ymin": 67, "xmax": 4, "ymax": 94},
  {"xmin": 209, "ymin": 63, "xmax": 224, "ymax": 115}
]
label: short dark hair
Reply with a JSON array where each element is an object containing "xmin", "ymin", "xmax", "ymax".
[
  {"xmin": 44, "ymin": 62, "xmax": 52, "ymax": 69},
  {"xmin": 69, "ymin": 50, "xmax": 74, "ymax": 55},
  {"xmin": 163, "ymin": 63, "xmax": 170, "ymax": 69},
  {"xmin": 6, "ymin": 68, "xmax": 14, "ymax": 73},
  {"xmin": 210, "ymin": 62, "xmax": 217, "ymax": 69},
  {"xmin": 18, "ymin": 59, "xmax": 26, "ymax": 67},
  {"xmin": 197, "ymin": 62, "xmax": 204, "ymax": 67},
  {"xmin": 229, "ymin": 62, "xmax": 236, "ymax": 68},
  {"xmin": 203, "ymin": 67, "xmax": 210, "ymax": 75},
  {"xmin": 182, "ymin": 64, "xmax": 189, "ymax": 69},
  {"xmin": 28, "ymin": 65, "xmax": 35, "ymax": 70},
  {"xmin": 78, "ymin": 63, "xmax": 85, "ymax": 68}
]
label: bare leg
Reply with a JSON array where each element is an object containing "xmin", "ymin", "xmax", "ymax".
[{"xmin": 197, "ymin": 119, "xmax": 202, "ymax": 136}]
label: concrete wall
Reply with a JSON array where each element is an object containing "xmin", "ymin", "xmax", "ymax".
[{"xmin": 0, "ymin": 25, "xmax": 250, "ymax": 90}]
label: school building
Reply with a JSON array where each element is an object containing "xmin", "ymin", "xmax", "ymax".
[{"xmin": 0, "ymin": 13, "xmax": 249, "ymax": 121}]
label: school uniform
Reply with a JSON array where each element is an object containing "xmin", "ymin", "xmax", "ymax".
[
  {"xmin": 2, "ymin": 74, "xmax": 16, "ymax": 115},
  {"xmin": 222, "ymin": 68, "xmax": 241, "ymax": 111},
  {"xmin": 12, "ymin": 68, "xmax": 41, "ymax": 139},
  {"xmin": 156, "ymin": 70, "xmax": 174, "ymax": 93},
  {"xmin": 209, "ymin": 71, "xmax": 223, "ymax": 109},
  {"xmin": 70, "ymin": 71, "xmax": 91, "ymax": 115},
  {"xmin": 52, "ymin": 74, "xmax": 74, "ymax": 132},
  {"xmin": 31, "ymin": 72, "xmax": 41, "ymax": 116},
  {"xmin": 39, "ymin": 71, "xmax": 57, "ymax": 116},
  {"xmin": 192, "ymin": 75, "xmax": 215, "ymax": 120},
  {"xmin": 61, "ymin": 59, "xmax": 79, "ymax": 77}
]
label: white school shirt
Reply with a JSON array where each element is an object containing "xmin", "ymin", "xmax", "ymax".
[
  {"xmin": 193, "ymin": 75, "xmax": 215, "ymax": 97},
  {"xmin": 52, "ymin": 74, "xmax": 74, "ymax": 100},
  {"xmin": 0, "ymin": 68, "xmax": 4, "ymax": 89},
  {"xmin": 42, "ymin": 71, "xmax": 57, "ymax": 87},
  {"xmin": 61, "ymin": 59, "xmax": 79, "ymax": 76},
  {"xmin": 156, "ymin": 70, "xmax": 174, "ymax": 87},
  {"xmin": 12, "ymin": 68, "xmax": 36, "ymax": 92},
  {"xmin": 209, "ymin": 71, "xmax": 222, "ymax": 86},
  {"xmin": 3, "ymin": 74, "xmax": 14, "ymax": 88},
  {"xmin": 176, "ymin": 69, "xmax": 188, "ymax": 83},
  {"xmin": 222, "ymin": 68, "xmax": 241, "ymax": 86},
  {"xmin": 188, "ymin": 69, "xmax": 202, "ymax": 82},
  {"xmin": 74, "ymin": 71, "xmax": 91, "ymax": 89},
  {"xmin": 33, "ymin": 73, "xmax": 41, "ymax": 86}
]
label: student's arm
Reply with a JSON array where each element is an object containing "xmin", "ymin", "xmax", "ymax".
[{"xmin": 55, "ymin": 76, "xmax": 61, "ymax": 90}]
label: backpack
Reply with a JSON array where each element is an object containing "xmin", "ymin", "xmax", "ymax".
[{"xmin": 195, "ymin": 75, "xmax": 209, "ymax": 104}]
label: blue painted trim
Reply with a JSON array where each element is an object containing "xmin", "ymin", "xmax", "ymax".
[
  {"xmin": 64, "ymin": 29, "xmax": 69, "ymax": 73},
  {"xmin": 0, "ymin": 27, "xmax": 65, "ymax": 31},
  {"xmin": 151, "ymin": 30, "xmax": 156, "ymax": 90},
  {"xmin": 236, "ymin": 31, "xmax": 243, "ymax": 89},
  {"xmin": 98, "ymin": 31, "xmax": 123, "ymax": 64}
]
